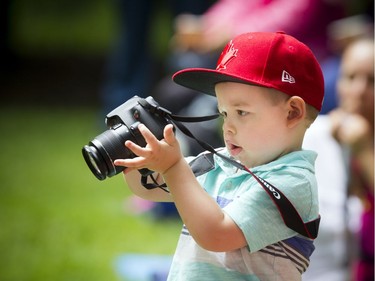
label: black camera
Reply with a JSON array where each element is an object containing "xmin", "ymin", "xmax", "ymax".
[{"xmin": 82, "ymin": 96, "xmax": 172, "ymax": 180}]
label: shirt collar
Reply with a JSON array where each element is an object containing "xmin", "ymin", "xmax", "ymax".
[{"xmin": 213, "ymin": 148, "xmax": 317, "ymax": 176}]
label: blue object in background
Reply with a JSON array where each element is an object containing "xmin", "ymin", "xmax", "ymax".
[{"xmin": 115, "ymin": 254, "xmax": 173, "ymax": 281}]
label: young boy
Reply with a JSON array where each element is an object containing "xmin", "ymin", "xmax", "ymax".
[{"xmin": 114, "ymin": 31, "xmax": 323, "ymax": 280}]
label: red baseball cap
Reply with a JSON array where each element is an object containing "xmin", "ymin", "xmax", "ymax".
[{"xmin": 172, "ymin": 32, "xmax": 324, "ymax": 111}]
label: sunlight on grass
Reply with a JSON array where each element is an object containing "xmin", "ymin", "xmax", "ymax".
[{"xmin": 0, "ymin": 106, "xmax": 181, "ymax": 281}]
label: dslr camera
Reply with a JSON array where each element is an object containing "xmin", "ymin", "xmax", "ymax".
[{"xmin": 82, "ymin": 96, "xmax": 172, "ymax": 180}]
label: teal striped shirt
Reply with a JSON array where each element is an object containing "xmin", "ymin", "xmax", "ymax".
[{"xmin": 167, "ymin": 148, "xmax": 319, "ymax": 281}]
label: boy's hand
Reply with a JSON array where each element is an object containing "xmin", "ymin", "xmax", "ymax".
[{"xmin": 114, "ymin": 123, "xmax": 183, "ymax": 175}]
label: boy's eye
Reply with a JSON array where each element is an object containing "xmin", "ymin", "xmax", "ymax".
[{"xmin": 237, "ymin": 110, "xmax": 248, "ymax": 116}]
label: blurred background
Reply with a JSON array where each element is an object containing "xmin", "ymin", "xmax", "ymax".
[
  {"xmin": 0, "ymin": 0, "xmax": 373, "ymax": 280},
  {"xmin": 0, "ymin": 1, "xmax": 186, "ymax": 280}
]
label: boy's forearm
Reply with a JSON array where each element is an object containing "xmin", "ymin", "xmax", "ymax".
[{"xmin": 162, "ymin": 158, "xmax": 245, "ymax": 251}]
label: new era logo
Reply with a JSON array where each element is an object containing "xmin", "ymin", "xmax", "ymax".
[{"xmin": 282, "ymin": 70, "xmax": 295, "ymax": 83}]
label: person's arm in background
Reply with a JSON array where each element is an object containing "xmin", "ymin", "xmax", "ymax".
[{"xmin": 331, "ymin": 110, "xmax": 374, "ymax": 188}]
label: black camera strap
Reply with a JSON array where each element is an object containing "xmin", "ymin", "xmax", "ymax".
[{"xmin": 138, "ymin": 98, "xmax": 320, "ymax": 239}]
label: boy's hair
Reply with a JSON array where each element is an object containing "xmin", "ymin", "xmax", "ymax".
[{"xmin": 173, "ymin": 32, "xmax": 325, "ymax": 112}]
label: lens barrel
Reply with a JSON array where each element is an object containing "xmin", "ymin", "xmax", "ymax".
[{"xmin": 82, "ymin": 124, "xmax": 136, "ymax": 180}]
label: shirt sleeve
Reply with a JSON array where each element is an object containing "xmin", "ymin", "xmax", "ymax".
[{"xmin": 224, "ymin": 171, "xmax": 316, "ymax": 252}]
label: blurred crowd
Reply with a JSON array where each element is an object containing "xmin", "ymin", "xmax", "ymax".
[
  {"xmin": 303, "ymin": 35, "xmax": 374, "ymax": 281},
  {"xmin": 100, "ymin": 1, "xmax": 374, "ymax": 280}
]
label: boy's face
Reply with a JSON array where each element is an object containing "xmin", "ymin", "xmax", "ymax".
[{"xmin": 216, "ymin": 82, "xmax": 291, "ymax": 168}]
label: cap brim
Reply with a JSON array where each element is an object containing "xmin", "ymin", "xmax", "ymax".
[{"xmin": 172, "ymin": 68, "xmax": 256, "ymax": 96}]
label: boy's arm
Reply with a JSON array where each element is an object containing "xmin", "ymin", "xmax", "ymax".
[
  {"xmin": 163, "ymin": 158, "xmax": 247, "ymax": 252},
  {"xmin": 115, "ymin": 124, "xmax": 247, "ymax": 252}
]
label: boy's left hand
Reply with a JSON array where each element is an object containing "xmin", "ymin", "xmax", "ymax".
[{"xmin": 114, "ymin": 123, "xmax": 183, "ymax": 175}]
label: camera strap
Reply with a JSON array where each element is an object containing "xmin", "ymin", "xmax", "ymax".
[{"xmin": 138, "ymin": 98, "xmax": 320, "ymax": 239}]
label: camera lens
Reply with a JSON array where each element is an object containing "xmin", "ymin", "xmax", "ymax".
[
  {"xmin": 85, "ymin": 150, "xmax": 101, "ymax": 175},
  {"xmin": 82, "ymin": 144, "xmax": 108, "ymax": 180},
  {"xmin": 82, "ymin": 124, "xmax": 136, "ymax": 180}
]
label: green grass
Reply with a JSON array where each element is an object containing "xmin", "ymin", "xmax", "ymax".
[{"xmin": 0, "ymin": 105, "xmax": 181, "ymax": 281}]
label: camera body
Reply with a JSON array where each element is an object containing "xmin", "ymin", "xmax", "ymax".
[{"xmin": 82, "ymin": 96, "xmax": 172, "ymax": 180}]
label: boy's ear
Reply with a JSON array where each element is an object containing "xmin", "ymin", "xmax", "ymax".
[{"xmin": 286, "ymin": 96, "xmax": 306, "ymax": 127}]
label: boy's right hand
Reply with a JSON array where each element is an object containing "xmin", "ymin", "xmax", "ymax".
[{"xmin": 114, "ymin": 123, "xmax": 183, "ymax": 175}]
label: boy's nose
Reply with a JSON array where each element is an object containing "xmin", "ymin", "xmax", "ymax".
[{"xmin": 223, "ymin": 120, "xmax": 236, "ymax": 135}]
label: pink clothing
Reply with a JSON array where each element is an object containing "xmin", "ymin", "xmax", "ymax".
[
  {"xmin": 202, "ymin": 0, "xmax": 344, "ymax": 61},
  {"xmin": 352, "ymin": 159, "xmax": 374, "ymax": 281}
]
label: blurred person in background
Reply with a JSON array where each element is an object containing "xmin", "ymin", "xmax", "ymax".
[
  {"xmin": 100, "ymin": 0, "xmax": 214, "ymax": 115},
  {"xmin": 303, "ymin": 36, "xmax": 374, "ymax": 281},
  {"xmin": 334, "ymin": 37, "xmax": 374, "ymax": 281},
  {"xmin": 320, "ymin": 14, "xmax": 374, "ymax": 114}
]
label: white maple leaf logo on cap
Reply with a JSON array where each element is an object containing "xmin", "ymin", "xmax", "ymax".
[{"xmin": 217, "ymin": 41, "xmax": 238, "ymax": 70}]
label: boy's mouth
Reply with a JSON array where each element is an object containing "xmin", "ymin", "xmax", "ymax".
[{"xmin": 226, "ymin": 141, "xmax": 243, "ymax": 156}]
